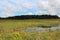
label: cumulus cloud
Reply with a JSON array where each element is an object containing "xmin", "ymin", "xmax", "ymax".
[
  {"xmin": 35, "ymin": 0, "xmax": 57, "ymax": 15},
  {"xmin": 49, "ymin": 0, "xmax": 60, "ymax": 15},
  {"xmin": 0, "ymin": 0, "xmax": 60, "ymax": 17}
]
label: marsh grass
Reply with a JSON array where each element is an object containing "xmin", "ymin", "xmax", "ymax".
[
  {"xmin": 0, "ymin": 30, "xmax": 60, "ymax": 40},
  {"xmin": 0, "ymin": 19, "xmax": 60, "ymax": 40}
]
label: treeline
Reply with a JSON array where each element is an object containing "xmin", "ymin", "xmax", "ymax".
[{"xmin": 0, "ymin": 15, "xmax": 60, "ymax": 19}]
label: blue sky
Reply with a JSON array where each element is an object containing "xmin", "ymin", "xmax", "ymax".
[{"xmin": 0, "ymin": 0, "xmax": 60, "ymax": 17}]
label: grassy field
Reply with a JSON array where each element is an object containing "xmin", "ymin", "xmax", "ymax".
[
  {"xmin": 0, "ymin": 30, "xmax": 60, "ymax": 40},
  {"xmin": 0, "ymin": 19, "xmax": 60, "ymax": 40}
]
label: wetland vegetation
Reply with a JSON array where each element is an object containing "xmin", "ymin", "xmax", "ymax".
[{"xmin": 0, "ymin": 15, "xmax": 60, "ymax": 40}]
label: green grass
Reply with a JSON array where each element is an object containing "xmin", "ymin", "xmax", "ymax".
[
  {"xmin": 0, "ymin": 19, "xmax": 60, "ymax": 32},
  {"xmin": 0, "ymin": 19, "xmax": 60, "ymax": 40},
  {"xmin": 0, "ymin": 30, "xmax": 60, "ymax": 40},
  {"xmin": 0, "ymin": 19, "xmax": 60, "ymax": 27}
]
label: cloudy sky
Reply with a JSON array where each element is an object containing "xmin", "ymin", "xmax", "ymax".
[{"xmin": 0, "ymin": 0, "xmax": 60, "ymax": 17}]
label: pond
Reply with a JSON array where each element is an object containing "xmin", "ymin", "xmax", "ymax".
[{"xmin": 26, "ymin": 25, "xmax": 60, "ymax": 33}]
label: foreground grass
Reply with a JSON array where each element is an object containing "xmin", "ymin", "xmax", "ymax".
[
  {"xmin": 0, "ymin": 19, "xmax": 60, "ymax": 40},
  {"xmin": 0, "ymin": 30, "xmax": 60, "ymax": 40}
]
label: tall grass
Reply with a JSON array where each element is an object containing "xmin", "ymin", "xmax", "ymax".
[
  {"xmin": 0, "ymin": 19, "xmax": 60, "ymax": 40},
  {"xmin": 0, "ymin": 30, "xmax": 60, "ymax": 40}
]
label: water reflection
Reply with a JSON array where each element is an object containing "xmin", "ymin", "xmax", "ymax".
[{"xmin": 26, "ymin": 25, "xmax": 60, "ymax": 33}]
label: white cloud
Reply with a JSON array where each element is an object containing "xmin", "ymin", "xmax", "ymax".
[
  {"xmin": 27, "ymin": 12, "xmax": 33, "ymax": 15},
  {"xmin": 48, "ymin": 0, "xmax": 60, "ymax": 15},
  {"xmin": 0, "ymin": 0, "xmax": 60, "ymax": 17},
  {"xmin": 0, "ymin": 12, "xmax": 14, "ymax": 18},
  {"xmin": 36, "ymin": 0, "xmax": 57, "ymax": 15}
]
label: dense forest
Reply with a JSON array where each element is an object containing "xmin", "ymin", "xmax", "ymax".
[{"xmin": 0, "ymin": 15, "xmax": 60, "ymax": 19}]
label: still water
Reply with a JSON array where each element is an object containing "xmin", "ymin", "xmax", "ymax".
[{"xmin": 26, "ymin": 25, "xmax": 60, "ymax": 33}]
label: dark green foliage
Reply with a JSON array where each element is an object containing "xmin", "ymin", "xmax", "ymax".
[{"xmin": 0, "ymin": 15, "xmax": 59, "ymax": 19}]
